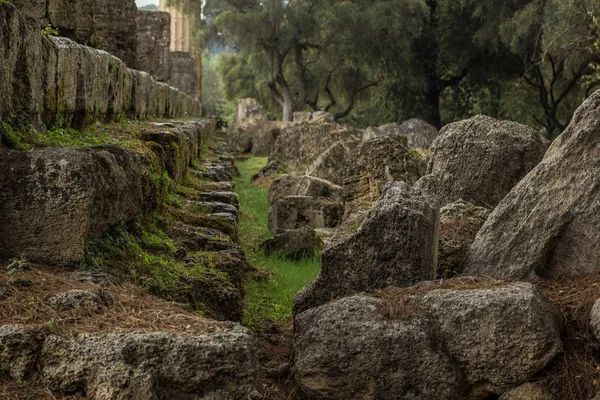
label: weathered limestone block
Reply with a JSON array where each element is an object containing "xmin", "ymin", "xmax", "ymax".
[
  {"xmin": 136, "ymin": 11, "xmax": 171, "ymax": 82},
  {"xmin": 11, "ymin": 0, "xmax": 48, "ymax": 24},
  {"xmin": 343, "ymin": 134, "xmax": 426, "ymax": 214},
  {"xmin": 0, "ymin": 146, "xmax": 157, "ymax": 264},
  {"xmin": 169, "ymin": 51, "xmax": 198, "ymax": 99},
  {"xmin": 269, "ymin": 174, "xmax": 343, "ymax": 204},
  {"xmin": 295, "ymin": 282, "xmax": 562, "ymax": 400},
  {"xmin": 268, "ymin": 196, "xmax": 344, "ymax": 234},
  {"xmin": 46, "ymin": 0, "xmax": 138, "ymax": 67},
  {"xmin": 0, "ymin": 4, "xmax": 47, "ymax": 126},
  {"xmin": 294, "ymin": 182, "xmax": 439, "ymax": 315},
  {"xmin": 463, "ymin": 91, "xmax": 600, "ymax": 279},
  {"xmin": 293, "ymin": 111, "xmax": 334, "ymax": 124},
  {"xmin": 0, "ymin": 325, "xmax": 42, "ymax": 380},
  {"xmin": 41, "ymin": 326, "xmax": 258, "ymax": 399},
  {"xmin": 232, "ymin": 98, "xmax": 263, "ymax": 127},
  {"xmin": 415, "ymin": 115, "xmax": 548, "ymax": 207},
  {"xmin": 268, "ymin": 122, "xmax": 360, "ymax": 185}
]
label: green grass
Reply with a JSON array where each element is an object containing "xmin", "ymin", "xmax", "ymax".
[{"xmin": 235, "ymin": 157, "xmax": 321, "ymax": 330}]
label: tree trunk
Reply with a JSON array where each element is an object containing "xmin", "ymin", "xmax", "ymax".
[{"xmin": 424, "ymin": 80, "xmax": 442, "ymax": 129}]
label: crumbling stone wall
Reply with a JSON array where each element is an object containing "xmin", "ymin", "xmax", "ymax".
[
  {"xmin": 12, "ymin": 0, "xmax": 138, "ymax": 67},
  {"xmin": 0, "ymin": 3, "xmax": 201, "ymax": 130},
  {"xmin": 136, "ymin": 11, "xmax": 172, "ymax": 82}
]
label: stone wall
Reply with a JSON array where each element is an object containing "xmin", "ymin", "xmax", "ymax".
[
  {"xmin": 12, "ymin": 0, "xmax": 138, "ymax": 68},
  {"xmin": 0, "ymin": 3, "xmax": 201, "ymax": 130},
  {"xmin": 169, "ymin": 51, "xmax": 199, "ymax": 99},
  {"xmin": 136, "ymin": 11, "xmax": 171, "ymax": 82}
]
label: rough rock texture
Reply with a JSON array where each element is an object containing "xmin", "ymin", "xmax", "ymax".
[
  {"xmin": 379, "ymin": 118, "xmax": 439, "ymax": 149},
  {"xmin": 415, "ymin": 115, "xmax": 548, "ymax": 207},
  {"xmin": 295, "ymin": 282, "xmax": 563, "ymax": 400},
  {"xmin": 41, "ymin": 326, "xmax": 257, "ymax": 399},
  {"xmin": 169, "ymin": 51, "xmax": 199, "ymax": 99},
  {"xmin": 0, "ymin": 325, "xmax": 42, "ymax": 380},
  {"xmin": 228, "ymin": 117, "xmax": 291, "ymax": 156},
  {"xmin": 499, "ymin": 383, "xmax": 554, "ymax": 400},
  {"xmin": 268, "ymin": 196, "xmax": 344, "ymax": 234},
  {"xmin": 343, "ymin": 134, "xmax": 426, "ymax": 214},
  {"xmin": 592, "ymin": 299, "xmax": 600, "ymax": 342},
  {"xmin": 269, "ymin": 175, "xmax": 343, "ymax": 204},
  {"xmin": 0, "ymin": 3, "xmax": 201, "ymax": 131},
  {"xmin": 463, "ymin": 91, "xmax": 600, "ymax": 279},
  {"xmin": 0, "ymin": 121, "xmax": 211, "ymax": 265},
  {"xmin": 232, "ymin": 98, "xmax": 263, "ymax": 127},
  {"xmin": 438, "ymin": 200, "xmax": 491, "ymax": 278},
  {"xmin": 294, "ymin": 182, "xmax": 439, "ymax": 315},
  {"xmin": 10, "ymin": 0, "xmax": 48, "ymax": 24},
  {"xmin": 0, "ymin": 146, "xmax": 155, "ymax": 264},
  {"xmin": 260, "ymin": 226, "xmax": 324, "ymax": 260},
  {"xmin": 47, "ymin": 290, "xmax": 107, "ymax": 311},
  {"xmin": 44, "ymin": 0, "xmax": 139, "ymax": 67},
  {"xmin": 136, "ymin": 11, "xmax": 171, "ymax": 82},
  {"xmin": 268, "ymin": 122, "xmax": 359, "ymax": 185}
]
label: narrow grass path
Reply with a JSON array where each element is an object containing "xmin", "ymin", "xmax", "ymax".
[{"xmin": 234, "ymin": 157, "xmax": 320, "ymax": 330}]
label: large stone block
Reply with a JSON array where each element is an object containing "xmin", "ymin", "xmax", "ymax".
[
  {"xmin": 41, "ymin": 326, "xmax": 257, "ymax": 399},
  {"xmin": 269, "ymin": 174, "xmax": 342, "ymax": 204},
  {"xmin": 415, "ymin": 115, "xmax": 549, "ymax": 207},
  {"xmin": 0, "ymin": 146, "xmax": 157, "ymax": 264},
  {"xmin": 295, "ymin": 282, "xmax": 562, "ymax": 400},
  {"xmin": 136, "ymin": 11, "xmax": 171, "ymax": 82},
  {"xmin": 463, "ymin": 90, "xmax": 600, "ymax": 279},
  {"xmin": 343, "ymin": 133, "xmax": 426, "ymax": 214},
  {"xmin": 294, "ymin": 182, "xmax": 439, "ymax": 315},
  {"xmin": 268, "ymin": 196, "xmax": 344, "ymax": 234}
]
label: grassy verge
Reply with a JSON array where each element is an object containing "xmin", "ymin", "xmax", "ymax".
[{"xmin": 235, "ymin": 157, "xmax": 320, "ymax": 330}]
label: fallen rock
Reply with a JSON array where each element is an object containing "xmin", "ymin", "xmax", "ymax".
[
  {"xmin": 251, "ymin": 160, "xmax": 286, "ymax": 183},
  {"xmin": 415, "ymin": 115, "xmax": 548, "ymax": 207},
  {"xmin": 499, "ymin": 383, "xmax": 554, "ymax": 400},
  {"xmin": 343, "ymin": 133, "xmax": 426, "ymax": 214},
  {"xmin": 0, "ymin": 325, "xmax": 41, "ymax": 380},
  {"xmin": 294, "ymin": 182, "xmax": 439, "ymax": 315},
  {"xmin": 260, "ymin": 226, "xmax": 324, "ymax": 260},
  {"xmin": 268, "ymin": 196, "xmax": 344, "ymax": 234},
  {"xmin": 41, "ymin": 326, "xmax": 257, "ymax": 399},
  {"xmin": 232, "ymin": 98, "xmax": 263, "ymax": 127},
  {"xmin": 295, "ymin": 282, "xmax": 562, "ymax": 400},
  {"xmin": 462, "ymin": 91, "xmax": 600, "ymax": 279},
  {"xmin": 438, "ymin": 200, "xmax": 491, "ymax": 278},
  {"xmin": 268, "ymin": 122, "xmax": 359, "ymax": 185},
  {"xmin": 380, "ymin": 118, "xmax": 439, "ymax": 149},
  {"xmin": 228, "ymin": 117, "xmax": 290, "ymax": 156},
  {"xmin": 47, "ymin": 290, "xmax": 107, "ymax": 312},
  {"xmin": 269, "ymin": 174, "xmax": 343, "ymax": 204}
]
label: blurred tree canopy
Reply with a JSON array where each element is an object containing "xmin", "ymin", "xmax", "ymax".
[{"xmin": 182, "ymin": 0, "xmax": 600, "ymax": 137}]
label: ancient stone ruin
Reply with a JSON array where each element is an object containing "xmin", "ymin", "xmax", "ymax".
[{"xmin": 3, "ymin": 2, "xmax": 600, "ymax": 398}]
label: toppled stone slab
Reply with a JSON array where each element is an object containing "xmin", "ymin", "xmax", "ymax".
[
  {"xmin": 260, "ymin": 226, "xmax": 324, "ymax": 260},
  {"xmin": 268, "ymin": 196, "xmax": 344, "ymax": 234},
  {"xmin": 268, "ymin": 122, "xmax": 359, "ymax": 185},
  {"xmin": 0, "ymin": 325, "xmax": 42, "ymax": 380},
  {"xmin": 269, "ymin": 174, "xmax": 343, "ymax": 204},
  {"xmin": 294, "ymin": 182, "xmax": 439, "ymax": 315},
  {"xmin": 295, "ymin": 282, "xmax": 562, "ymax": 400},
  {"xmin": 463, "ymin": 90, "xmax": 600, "ymax": 279},
  {"xmin": 343, "ymin": 133, "xmax": 426, "ymax": 214},
  {"xmin": 415, "ymin": 115, "xmax": 548, "ymax": 207},
  {"xmin": 438, "ymin": 200, "xmax": 491, "ymax": 278},
  {"xmin": 41, "ymin": 326, "xmax": 257, "ymax": 399}
]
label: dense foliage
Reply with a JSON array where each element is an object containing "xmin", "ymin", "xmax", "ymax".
[{"xmin": 192, "ymin": 0, "xmax": 600, "ymax": 137}]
